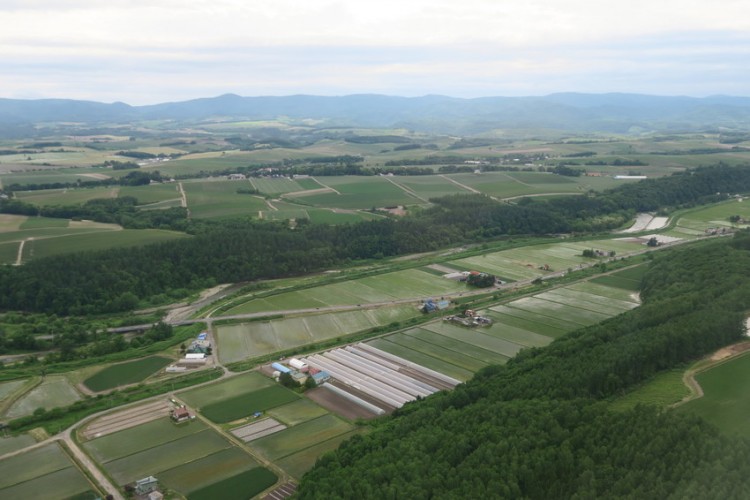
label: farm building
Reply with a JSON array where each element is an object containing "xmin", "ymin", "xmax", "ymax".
[
  {"xmin": 185, "ymin": 353, "xmax": 206, "ymax": 360},
  {"xmin": 271, "ymin": 362, "xmax": 291, "ymax": 374},
  {"xmin": 171, "ymin": 407, "xmax": 192, "ymax": 422},
  {"xmin": 135, "ymin": 476, "xmax": 159, "ymax": 495},
  {"xmin": 312, "ymin": 371, "xmax": 331, "ymax": 384},
  {"xmin": 289, "ymin": 358, "xmax": 308, "ymax": 371}
]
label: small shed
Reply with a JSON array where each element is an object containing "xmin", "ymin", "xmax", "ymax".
[{"xmin": 312, "ymin": 371, "xmax": 331, "ymax": 384}]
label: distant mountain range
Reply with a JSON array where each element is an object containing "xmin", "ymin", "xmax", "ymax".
[{"xmin": 2, "ymin": 93, "xmax": 750, "ymax": 134}]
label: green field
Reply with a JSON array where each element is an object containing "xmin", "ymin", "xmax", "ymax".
[
  {"xmin": 611, "ymin": 369, "xmax": 690, "ymax": 411},
  {"xmin": 0, "ymin": 434, "xmax": 35, "ymax": 455},
  {"xmin": 83, "ymin": 356, "xmax": 173, "ymax": 392},
  {"xmin": 104, "ymin": 429, "xmax": 231, "ymax": 484},
  {"xmin": 120, "ymin": 183, "xmax": 182, "ymax": 205},
  {"xmin": 15, "ymin": 186, "xmax": 118, "ymax": 206},
  {"xmin": 250, "ymin": 413, "xmax": 355, "ymax": 461},
  {"xmin": 201, "ymin": 385, "xmax": 299, "ymax": 423},
  {"xmin": 0, "ymin": 443, "xmax": 94, "ymax": 500},
  {"xmin": 85, "ymin": 418, "xmax": 207, "ymax": 463},
  {"xmin": 179, "ymin": 371, "xmax": 275, "ymax": 408},
  {"xmin": 228, "ymin": 269, "xmax": 464, "ymax": 315},
  {"xmin": 296, "ymin": 176, "xmax": 422, "ymax": 209},
  {"xmin": 251, "ymin": 177, "xmax": 313, "ymax": 195},
  {"xmin": 5, "ymin": 376, "xmax": 81, "ymax": 419},
  {"xmin": 182, "ymin": 180, "xmax": 268, "ymax": 218},
  {"xmin": 680, "ymin": 353, "xmax": 750, "ymax": 437},
  {"xmin": 186, "ymin": 466, "xmax": 278, "ymax": 500},
  {"xmin": 217, "ymin": 305, "xmax": 419, "ymax": 363},
  {"xmin": 267, "ymin": 398, "xmax": 329, "ymax": 426},
  {"xmin": 21, "ymin": 229, "xmax": 189, "ymax": 262},
  {"xmin": 275, "ymin": 429, "xmax": 363, "ymax": 479}
]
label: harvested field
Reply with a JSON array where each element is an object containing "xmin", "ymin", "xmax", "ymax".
[
  {"xmin": 82, "ymin": 399, "xmax": 172, "ymax": 439},
  {"xmin": 305, "ymin": 384, "xmax": 385, "ymax": 420},
  {"xmin": 231, "ymin": 418, "xmax": 286, "ymax": 442}
]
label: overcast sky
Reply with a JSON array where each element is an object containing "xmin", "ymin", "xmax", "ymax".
[{"xmin": 2, "ymin": 0, "xmax": 749, "ymax": 104}]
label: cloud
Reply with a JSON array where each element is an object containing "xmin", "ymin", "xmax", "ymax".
[{"xmin": 1, "ymin": 1, "xmax": 749, "ymax": 103}]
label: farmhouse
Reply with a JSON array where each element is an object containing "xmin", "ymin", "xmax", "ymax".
[
  {"xmin": 171, "ymin": 407, "xmax": 191, "ymax": 422},
  {"xmin": 135, "ymin": 476, "xmax": 159, "ymax": 495}
]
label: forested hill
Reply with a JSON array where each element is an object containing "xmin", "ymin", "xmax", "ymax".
[
  {"xmin": 296, "ymin": 235, "xmax": 750, "ymax": 499},
  {"xmin": 1, "ymin": 93, "xmax": 750, "ymax": 133},
  {"xmin": 1, "ymin": 164, "xmax": 750, "ymax": 315}
]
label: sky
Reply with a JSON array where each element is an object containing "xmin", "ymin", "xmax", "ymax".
[{"xmin": 2, "ymin": 0, "xmax": 749, "ymax": 104}]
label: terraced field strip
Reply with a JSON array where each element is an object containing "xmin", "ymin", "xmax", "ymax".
[
  {"xmin": 83, "ymin": 399, "xmax": 172, "ymax": 439},
  {"xmin": 483, "ymin": 309, "xmax": 569, "ymax": 338},
  {"xmin": 405, "ymin": 328, "xmax": 510, "ymax": 364},
  {"xmin": 489, "ymin": 304, "xmax": 583, "ymax": 332},
  {"xmin": 503, "ymin": 296, "xmax": 611, "ymax": 326},
  {"xmin": 384, "ymin": 332, "xmax": 491, "ymax": 371},
  {"xmin": 216, "ymin": 305, "xmax": 419, "ymax": 363},
  {"xmin": 366, "ymin": 338, "xmax": 474, "ymax": 381},
  {"xmin": 422, "ymin": 322, "xmax": 525, "ymax": 358},
  {"xmin": 231, "ymin": 418, "xmax": 287, "ymax": 442},
  {"xmin": 535, "ymin": 290, "xmax": 637, "ymax": 316},
  {"xmin": 566, "ymin": 282, "xmax": 640, "ymax": 302}
]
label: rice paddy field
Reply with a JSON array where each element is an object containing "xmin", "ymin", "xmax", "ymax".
[
  {"xmin": 83, "ymin": 416, "xmax": 276, "ymax": 495},
  {"xmin": 679, "ymin": 352, "xmax": 750, "ymax": 438},
  {"xmin": 201, "ymin": 386, "xmax": 299, "ymax": 423},
  {"xmin": 227, "ymin": 268, "xmax": 466, "ymax": 315},
  {"xmin": 4, "ymin": 376, "xmax": 82, "ymax": 419},
  {"xmin": 216, "ymin": 304, "xmax": 420, "ymax": 364},
  {"xmin": 0, "ymin": 442, "xmax": 96, "ymax": 500},
  {"xmin": 83, "ymin": 356, "xmax": 173, "ymax": 392},
  {"xmin": 367, "ymin": 276, "xmax": 641, "ymax": 381},
  {"xmin": 179, "ymin": 371, "xmax": 275, "ymax": 408},
  {"xmin": 450, "ymin": 238, "xmax": 645, "ymax": 281}
]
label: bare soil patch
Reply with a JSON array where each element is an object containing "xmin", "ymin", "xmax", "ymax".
[
  {"xmin": 82, "ymin": 399, "xmax": 171, "ymax": 439},
  {"xmin": 305, "ymin": 384, "xmax": 388, "ymax": 421}
]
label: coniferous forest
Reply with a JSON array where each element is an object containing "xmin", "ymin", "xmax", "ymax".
[
  {"xmin": 1, "ymin": 163, "xmax": 749, "ymax": 315},
  {"xmin": 296, "ymin": 234, "xmax": 750, "ymax": 499}
]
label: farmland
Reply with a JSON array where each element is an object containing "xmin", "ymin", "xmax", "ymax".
[
  {"xmin": 201, "ymin": 385, "xmax": 299, "ymax": 423},
  {"xmin": 4, "ymin": 375, "xmax": 82, "ymax": 419},
  {"xmin": 182, "ymin": 180, "xmax": 268, "ymax": 218},
  {"xmin": 83, "ymin": 356, "xmax": 173, "ymax": 392},
  {"xmin": 226, "ymin": 268, "xmax": 466, "ymax": 315},
  {"xmin": 0, "ymin": 442, "xmax": 96, "ymax": 500},
  {"xmin": 367, "ymin": 275, "xmax": 641, "ymax": 382},
  {"xmin": 216, "ymin": 304, "xmax": 420, "ymax": 364},
  {"xmin": 179, "ymin": 371, "xmax": 275, "ymax": 408},
  {"xmin": 83, "ymin": 416, "xmax": 276, "ymax": 495},
  {"xmin": 679, "ymin": 352, "xmax": 750, "ymax": 438}
]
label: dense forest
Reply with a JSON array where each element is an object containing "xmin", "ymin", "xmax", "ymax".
[
  {"xmin": 296, "ymin": 234, "xmax": 750, "ymax": 498},
  {"xmin": 1, "ymin": 164, "xmax": 750, "ymax": 315}
]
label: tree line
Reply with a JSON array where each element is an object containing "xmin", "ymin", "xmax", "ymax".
[
  {"xmin": 296, "ymin": 234, "xmax": 750, "ymax": 498},
  {"xmin": 1, "ymin": 164, "xmax": 750, "ymax": 315}
]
